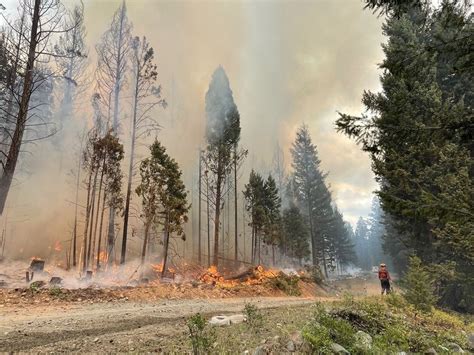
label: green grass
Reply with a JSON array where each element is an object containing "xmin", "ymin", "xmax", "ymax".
[{"xmin": 302, "ymin": 294, "xmax": 472, "ymax": 354}]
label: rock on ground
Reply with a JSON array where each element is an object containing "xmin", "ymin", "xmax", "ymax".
[
  {"xmin": 330, "ymin": 343, "xmax": 350, "ymax": 354},
  {"xmin": 354, "ymin": 330, "xmax": 372, "ymax": 351},
  {"xmin": 209, "ymin": 315, "xmax": 231, "ymax": 326},
  {"xmin": 446, "ymin": 342, "xmax": 464, "ymax": 353}
]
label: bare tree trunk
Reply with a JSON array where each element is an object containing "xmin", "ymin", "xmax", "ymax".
[
  {"xmin": 233, "ymin": 148, "xmax": 238, "ymax": 263},
  {"xmin": 108, "ymin": 1, "xmax": 127, "ymax": 265},
  {"xmin": 207, "ymin": 177, "xmax": 211, "ymax": 268},
  {"xmin": 91, "ymin": 165, "xmax": 105, "ymax": 266},
  {"xmin": 96, "ymin": 191, "xmax": 107, "ymax": 269},
  {"xmin": 161, "ymin": 214, "xmax": 170, "ymax": 279},
  {"xmin": 0, "ymin": 0, "xmax": 40, "ymax": 215},
  {"xmin": 82, "ymin": 169, "xmax": 93, "ymax": 272},
  {"xmin": 198, "ymin": 150, "xmax": 202, "ymax": 264},
  {"xmin": 121, "ymin": 67, "xmax": 139, "ymax": 265},
  {"xmin": 141, "ymin": 221, "xmax": 151, "ymax": 265},
  {"xmin": 251, "ymin": 226, "xmax": 255, "ymax": 264},
  {"xmin": 86, "ymin": 170, "xmax": 99, "ymax": 267},
  {"xmin": 272, "ymin": 245, "xmax": 275, "ymax": 266},
  {"xmin": 213, "ymin": 168, "xmax": 222, "ymax": 267},
  {"xmin": 72, "ymin": 151, "xmax": 81, "ymax": 267}
]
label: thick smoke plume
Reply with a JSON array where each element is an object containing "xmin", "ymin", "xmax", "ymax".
[{"xmin": 0, "ymin": 0, "xmax": 383, "ymax": 261}]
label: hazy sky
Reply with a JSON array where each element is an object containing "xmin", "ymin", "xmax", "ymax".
[
  {"xmin": 1, "ymin": 0, "xmax": 384, "ymax": 247},
  {"xmin": 81, "ymin": 0, "xmax": 384, "ymax": 227}
]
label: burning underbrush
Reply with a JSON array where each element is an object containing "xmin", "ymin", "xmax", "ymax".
[{"xmin": 0, "ymin": 258, "xmax": 327, "ymax": 307}]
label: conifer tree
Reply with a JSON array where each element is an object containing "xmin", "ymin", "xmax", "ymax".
[
  {"xmin": 337, "ymin": 1, "xmax": 473, "ymax": 311},
  {"xmin": 290, "ymin": 124, "xmax": 333, "ymax": 276},
  {"xmin": 404, "ymin": 256, "xmax": 437, "ymax": 312},
  {"xmin": 281, "ymin": 203, "xmax": 310, "ymax": 265},
  {"xmin": 203, "ymin": 66, "xmax": 240, "ymax": 267},
  {"xmin": 136, "ymin": 139, "xmax": 189, "ymax": 276}
]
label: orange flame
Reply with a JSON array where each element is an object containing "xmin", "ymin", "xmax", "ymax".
[
  {"xmin": 151, "ymin": 263, "xmax": 164, "ymax": 273},
  {"xmin": 54, "ymin": 241, "xmax": 62, "ymax": 252},
  {"xmin": 98, "ymin": 251, "xmax": 107, "ymax": 263},
  {"xmin": 199, "ymin": 265, "xmax": 279, "ymax": 288}
]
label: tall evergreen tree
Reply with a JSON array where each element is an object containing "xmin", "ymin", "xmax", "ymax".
[
  {"xmin": 136, "ymin": 139, "xmax": 189, "ymax": 276},
  {"xmin": 330, "ymin": 208, "xmax": 356, "ymax": 272},
  {"xmin": 337, "ymin": 1, "xmax": 473, "ymax": 311},
  {"xmin": 354, "ymin": 217, "xmax": 370, "ymax": 271},
  {"xmin": 243, "ymin": 170, "xmax": 266, "ymax": 264},
  {"xmin": 281, "ymin": 203, "xmax": 310, "ymax": 265},
  {"xmin": 290, "ymin": 124, "xmax": 333, "ymax": 276},
  {"xmin": 203, "ymin": 66, "xmax": 240, "ymax": 267},
  {"xmin": 262, "ymin": 175, "xmax": 282, "ymax": 266}
]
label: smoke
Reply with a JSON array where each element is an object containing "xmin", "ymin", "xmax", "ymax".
[{"xmin": 0, "ymin": 0, "xmax": 384, "ymax": 260}]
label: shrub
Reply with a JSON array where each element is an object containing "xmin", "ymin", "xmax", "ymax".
[
  {"xmin": 187, "ymin": 313, "xmax": 215, "ymax": 355},
  {"xmin": 403, "ymin": 256, "xmax": 437, "ymax": 312},
  {"xmin": 269, "ymin": 272, "xmax": 301, "ymax": 296},
  {"xmin": 303, "ymin": 304, "xmax": 356, "ymax": 352},
  {"xmin": 244, "ymin": 303, "xmax": 263, "ymax": 328},
  {"xmin": 49, "ymin": 286, "xmax": 63, "ymax": 297},
  {"xmin": 302, "ymin": 321, "xmax": 332, "ymax": 351}
]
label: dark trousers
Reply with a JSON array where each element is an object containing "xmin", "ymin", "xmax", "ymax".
[{"xmin": 380, "ymin": 279, "xmax": 391, "ymax": 294}]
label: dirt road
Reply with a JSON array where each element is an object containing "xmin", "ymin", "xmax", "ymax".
[{"xmin": 0, "ymin": 297, "xmax": 316, "ymax": 352}]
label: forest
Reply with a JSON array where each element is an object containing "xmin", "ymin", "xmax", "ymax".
[
  {"xmin": 0, "ymin": 0, "xmax": 473, "ymax": 353},
  {"xmin": 0, "ymin": 0, "xmax": 472, "ymax": 319}
]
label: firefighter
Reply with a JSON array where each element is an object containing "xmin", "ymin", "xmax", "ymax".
[{"xmin": 378, "ymin": 263, "xmax": 391, "ymax": 295}]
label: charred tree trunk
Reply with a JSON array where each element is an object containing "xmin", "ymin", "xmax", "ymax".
[
  {"xmin": 86, "ymin": 170, "xmax": 99, "ymax": 267},
  {"xmin": 96, "ymin": 191, "xmax": 107, "ymax": 269},
  {"xmin": 0, "ymin": 0, "xmax": 40, "ymax": 215},
  {"xmin": 272, "ymin": 245, "xmax": 275, "ymax": 266},
  {"xmin": 141, "ymin": 221, "xmax": 151, "ymax": 265},
  {"xmin": 161, "ymin": 214, "xmax": 170, "ymax": 279},
  {"xmin": 82, "ymin": 169, "xmax": 93, "ymax": 272},
  {"xmin": 206, "ymin": 176, "xmax": 211, "ymax": 268},
  {"xmin": 108, "ymin": 1, "xmax": 127, "ymax": 266},
  {"xmin": 72, "ymin": 151, "xmax": 82, "ymax": 267},
  {"xmin": 233, "ymin": 148, "xmax": 238, "ymax": 263},
  {"xmin": 121, "ymin": 68, "xmax": 139, "ymax": 265},
  {"xmin": 106, "ymin": 208, "xmax": 115, "ymax": 266},
  {"xmin": 91, "ymin": 165, "xmax": 105, "ymax": 266},
  {"xmin": 198, "ymin": 150, "xmax": 202, "ymax": 264},
  {"xmin": 212, "ymin": 163, "xmax": 223, "ymax": 267}
]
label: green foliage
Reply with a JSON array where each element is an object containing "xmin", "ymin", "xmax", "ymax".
[
  {"xmin": 84, "ymin": 130, "xmax": 125, "ymax": 211},
  {"xmin": 302, "ymin": 297, "xmax": 472, "ymax": 354},
  {"xmin": 204, "ymin": 66, "xmax": 241, "ymax": 266},
  {"xmin": 308, "ymin": 265, "xmax": 324, "ymax": 284},
  {"xmin": 336, "ymin": 0, "xmax": 474, "ymax": 312},
  {"xmin": 244, "ymin": 303, "xmax": 263, "ymax": 329},
  {"xmin": 48, "ymin": 287, "xmax": 63, "ymax": 297},
  {"xmin": 403, "ymin": 256, "xmax": 437, "ymax": 312},
  {"xmin": 136, "ymin": 139, "xmax": 189, "ymax": 238},
  {"xmin": 187, "ymin": 313, "xmax": 215, "ymax": 355},
  {"xmin": 29, "ymin": 281, "xmax": 43, "ymax": 294},
  {"xmin": 244, "ymin": 171, "xmax": 283, "ymax": 263},
  {"xmin": 268, "ymin": 273, "xmax": 301, "ymax": 296},
  {"xmin": 302, "ymin": 321, "xmax": 332, "ymax": 352},
  {"xmin": 303, "ymin": 303, "xmax": 356, "ymax": 352},
  {"xmin": 281, "ymin": 203, "xmax": 310, "ymax": 263},
  {"xmin": 290, "ymin": 124, "xmax": 354, "ymax": 273}
]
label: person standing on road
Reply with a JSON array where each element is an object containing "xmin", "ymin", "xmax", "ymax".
[{"xmin": 378, "ymin": 263, "xmax": 391, "ymax": 295}]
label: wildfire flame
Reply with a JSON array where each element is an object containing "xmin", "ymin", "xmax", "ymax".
[
  {"xmin": 199, "ymin": 265, "xmax": 280, "ymax": 288},
  {"xmin": 98, "ymin": 251, "xmax": 107, "ymax": 263},
  {"xmin": 54, "ymin": 241, "xmax": 62, "ymax": 252},
  {"xmin": 151, "ymin": 263, "xmax": 164, "ymax": 273}
]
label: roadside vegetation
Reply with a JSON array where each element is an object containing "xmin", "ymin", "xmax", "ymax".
[{"xmin": 181, "ymin": 296, "xmax": 473, "ymax": 354}]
